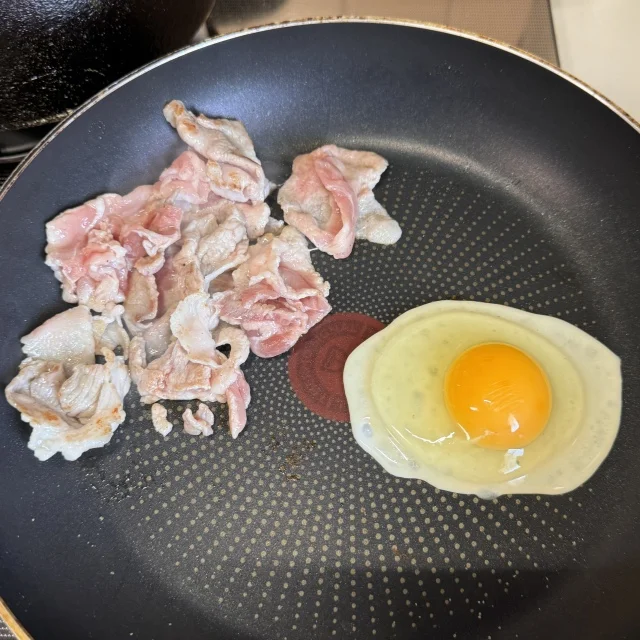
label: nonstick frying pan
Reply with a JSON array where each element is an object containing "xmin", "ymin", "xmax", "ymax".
[{"xmin": 1, "ymin": 19, "xmax": 640, "ymax": 640}]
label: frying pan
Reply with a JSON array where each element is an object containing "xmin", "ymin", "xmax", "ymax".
[{"xmin": 1, "ymin": 19, "xmax": 640, "ymax": 640}]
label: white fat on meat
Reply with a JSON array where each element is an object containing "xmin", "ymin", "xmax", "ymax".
[
  {"xmin": 169, "ymin": 293, "xmax": 220, "ymax": 367},
  {"xmin": 140, "ymin": 239, "xmax": 208, "ymax": 361},
  {"xmin": 92, "ymin": 304, "xmax": 130, "ymax": 358},
  {"xmin": 21, "ymin": 305, "xmax": 95, "ymax": 374},
  {"xmin": 184, "ymin": 196, "xmax": 271, "ymax": 242},
  {"xmin": 151, "ymin": 403, "xmax": 173, "ymax": 436},
  {"xmin": 5, "ymin": 348, "xmax": 130, "ymax": 461},
  {"xmin": 209, "ymin": 272, "xmax": 235, "ymax": 294},
  {"xmin": 183, "ymin": 208, "xmax": 249, "ymax": 285},
  {"xmin": 237, "ymin": 202, "xmax": 271, "ymax": 241},
  {"xmin": 163, "ymin": 100, "xmax": 271, "ymax": 204},
  {"xmin": 22, "ymin": 303, "xmax": 129, "ymax": 368},
  {"xmin": 155, "ymin": 241, "xmax": 205, "ymax": 315},
  {"xmin": 130, "ymin": 239, "xmax": 209, "ymax": 364},
  {"xmin": 140, "ymin": 311, "xmax": 175, "ymax": 362},
  {"xmin": 264, "ymin": 216, "xmax": 285, "ymax": 235},
  {"xmin": 183, "ymin": 403, "xmax": 214, "ymax": 436},
  {"xmin": 123, "ymin": 268, "xmax": 159, "ymax": 335},
  {"xmin": 134, "ymin": 342, "xmax": 223, "ymax": 401},
  {"xmin": 154, "ymin": 150, "xmax": 212, "ymax": 206},
  {"xmin": 215, "ymin": 226, "xmax": 331, "ymax": 358},
  {"xmin": 131, "ymin": 340, "xmax": 202, "ymax": 401},
  {"xmin": 198, "ymin": 198, "xmax": 271, "ymax": 241},
  {"xmin": 133, "ymin": 321, "xmax": 249, "ymax": 402},
  {"xmin": 278, "ymin": 144, "xmax": 401, "ymax": 258},
  {"xmin": 59, "ymin": 350, "xmax": 130, "ymax": 419},
  {"xmin": 118, "ymin": 202, "xmax": 183, "ymax": 274}
]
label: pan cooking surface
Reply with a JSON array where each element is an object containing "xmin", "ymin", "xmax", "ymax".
[
  {"xmin": 1, "ymin": 21, "xmax": 639, "ymax": 640},
  {"xmin": 78, "ymin": 164, "xmax": 602, "ymax": 638}
]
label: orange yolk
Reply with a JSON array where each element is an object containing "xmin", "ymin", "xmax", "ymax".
[{"xmin": 444, "ymin": 343, "xmax": 552, "ymax": 450}]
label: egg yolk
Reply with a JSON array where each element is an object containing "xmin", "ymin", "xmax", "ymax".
[{"xmin": 444, "ymin": 343, "xmax": 552, "ymax": 450}]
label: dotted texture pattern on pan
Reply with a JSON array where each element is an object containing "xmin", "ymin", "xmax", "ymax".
[{"xmin": 73, "ymin": 162, "xmax": 602, "ymax": 640}]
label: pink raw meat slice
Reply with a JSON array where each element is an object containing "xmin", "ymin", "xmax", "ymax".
[
  {"xmin": 155, "ymin": 240, "xmax": 205, "ymax": 317},
  {"xmin": 183, "ymin": 207, "xmax": 249, "ymax": 285},
  {"xmin": 163, "ymin": 100, "xmax": 271, "ymax": 204},
  {"xmin": 45, "ymin": 182, "xmax": 184, "ymax": 312},
  {"xmin": 118, "ymin": 202, "xmax": 183, "ymax": 273},
  {"xmin": 215, "ymin": 226, "xmax": 330, "ymax": 357},
  {"xmin": 123, "ymin": 268, "xmax": 159, "ymax": 334},
  {"xmin": 183, "ymin": 402, "xmax": 215, "ymax": 436},
  {"xmin": 278, "ymin": 144, "xmax": 401, "ymax": 259},
  {"xmin": 45, "ymin": 185, "xmax": 152, "ymax": 310},
  {"xmin": 198, "ymin": 197, "xmax": 271, "ymax": 241},
  {"xmin": 153, "ymin": 150, "xmax": 212, "ymax": 206},
  {"xmin": 131, "ymin": 321, "xmax": 251, "ymax": 439}
]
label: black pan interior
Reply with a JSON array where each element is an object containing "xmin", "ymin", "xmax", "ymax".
[{"xmin": 1, "ymin": 22, "xmax": 640, "ymax": 640}]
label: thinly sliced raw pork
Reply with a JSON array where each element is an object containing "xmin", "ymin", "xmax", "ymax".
[
  {"xmin": 123, "ymin": 269, "xmax": 159, "ymax": 334},
  {"xmin": 163, "ymin": 100, "xmax": 271, "ymax": 204},
  {"xmin": 216, "ymin": 226, "xmax": 330, "ymax": 357},
  {"xmin": 92, "ymin": 304, "xmax": 130, "ymax": 357},
  {"xmin": 7, "ymin": 305, "xmax": 132, "ymax": 460},
  {"xmin": 131, "ymin": 309, "xmax": 251, "ymax": 437},
  {"xmin": 169, "ymin": 293, "xmax": 220, "ymax": 367},
  {"xmin": 117, "ymin": 202, "xmax": 182, "ymax": 273},
  {"xmin": 140, "ymin": 311, "xmax": 174, "ymax": 362},
  {"xmin": 183, "ymin": 207, "xmax": 249, "ymax": 285},
  {"xmin": 6, "ymin": 349, "xmax": 130, "ymax": 461},
  {"xmin": 45, "ymin": 183, "xmax": 184, "ymax": 312},
  {"xmin": 45, "ymin": 186, "xmax": 152, "ymax": 310},
  {"xmin": 278, "ymin": 144, "xmax": 401, "ymax": 258},
  {"xmin": 154, "ymin": 150, "xmax": 212, "ymax": 206},
  {"xmin": 9, "ymin": 103, "xmax": 358, "ymax": 456},
  {"xmin": 155, "ymin": 241, "xmax": 205, "ymax": 315},
  {"xmin": 21, "ymin": 305, "xmax": 95, "ymax": 373},
  {"xmin": 133, "ymin": 323, "xmax": 249, "ymax": 403},
  {"xmin": 225, "ymin": 374, "xmax": 251, "ymax": 439}
]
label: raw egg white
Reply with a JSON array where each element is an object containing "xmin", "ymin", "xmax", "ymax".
[{"xmin": 343, "ymin": 301, "xmax": 622, "ymax": 497}]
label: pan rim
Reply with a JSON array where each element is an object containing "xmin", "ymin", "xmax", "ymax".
[{"xmin": 1, "ymin": 15, "xmax": 638, "ymax": 204}]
